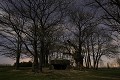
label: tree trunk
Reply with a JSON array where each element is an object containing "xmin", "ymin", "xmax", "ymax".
[
  {"xmin": 33, "ymin": 55, "xmax": 39, "ymax": 72},
  {"xmin": 39, "ymin": 39, "xmax": 44, "ymax": 72},
  {"xmin": 78, "ymin": 44, "xmax": 84, "ymax": 69},
  {"xmin": 32, "ymin": 37, "xmax": 39, "ymax": 72},
  {"xmin": 45, "ymin": 54, "xmax": 48, "ymax": 67},
  {"xmin": 78, "ymin": 26, "xmax": 84, "ymax": 69},
  {"xmin": 15, "ymin": 36, "xmax": 21, "ymax": 70},
  {"xmin": 45, "ymin": 49, "xmax": 49, "ymax": 67},
  {"xmin": 90, "ymin": 35, "xmax": 96, "ymax": 69},
  {"xmin": 15, "ymin": 51, "xmax": 20, "ymax": 70}
]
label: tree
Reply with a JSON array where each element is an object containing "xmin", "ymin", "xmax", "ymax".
[
  {"xmin": 67, "ymin": 6, "xmax": 97, "ymax": 69},
  {"xmin": 89, "ymin": 26, "xmax": 119, "ymax": 69},
  {"xmin": 0, "ymin": 4, "xmax": 26, "ymax": 69},
  {"xmin": 85, "ymin": 0, "xmax": 120, "ymax": 69},
  {"xmin": 1, "ymin": 0, "xmax": 71, "ymax": 72}
]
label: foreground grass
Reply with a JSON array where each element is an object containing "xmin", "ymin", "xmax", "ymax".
[{"xmin": 0, "ymin": 67, "xmax": 120, "ymax": 80}]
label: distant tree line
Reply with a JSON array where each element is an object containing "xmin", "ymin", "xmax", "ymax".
[{"xmin": 14, "ymin": 61, "xmax": 32, "ymax": 67}]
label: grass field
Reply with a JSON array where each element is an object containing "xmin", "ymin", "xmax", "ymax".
[{"xmin": 0, "ymin": 67, "xmax": 120, "ymax": 80}]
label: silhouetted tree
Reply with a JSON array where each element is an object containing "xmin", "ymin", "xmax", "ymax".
[
  {"xmin": 67, "ymin": 6, "xmax": 96, "ymax": 69},
  {"xmin": 0, "ymin": 4, "xmax": 26, "ymax": 69},
  {"xmin": 1, "ymin": 0, "xmax": 71, "ymax": 72}
]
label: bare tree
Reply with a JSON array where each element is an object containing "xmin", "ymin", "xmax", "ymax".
[
  {"xmin": 1, "ymin": 0, "xmax": 72, "ymax": 72},
  {"xmin": 89, "ymin": 27, "xmax": 119, "ymax": 69},
  {"xmin": 67, "ymin": 6, "xmax": 97, "ymax": 69},
  {"xmin": 0, "ymin": 3, "xmax": 26, "ymax": 69},
  {"xmin": 85, "ymin": 0, "xmax": 120, "ymax": 69}
]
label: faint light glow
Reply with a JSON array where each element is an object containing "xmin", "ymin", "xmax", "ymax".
[{"xmin": 20, "ymin": 58, "xmax": 32, "ymax": 62}]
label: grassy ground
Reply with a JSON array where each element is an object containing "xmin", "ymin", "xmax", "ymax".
[{"xmin": 0, "ymin": 67, "xmax": 120, "ymax": 80}]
